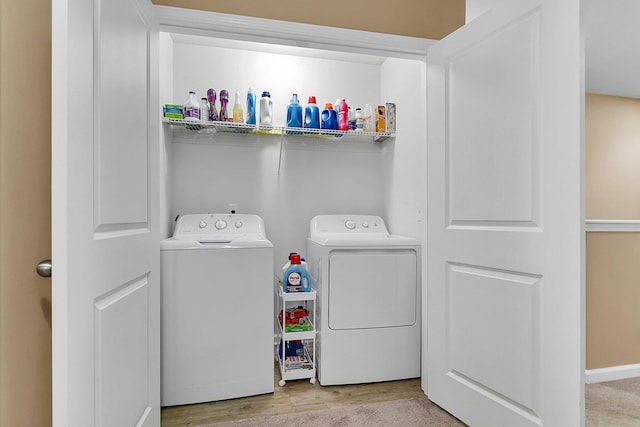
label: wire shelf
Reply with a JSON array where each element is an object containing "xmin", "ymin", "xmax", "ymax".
[{"xmin": 162, "ymin": 118, "xmax": 393, "ymax": 142}]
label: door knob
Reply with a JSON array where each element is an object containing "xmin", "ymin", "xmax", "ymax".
[{"xmin": 36, "ymin": 259, "xmax": 52, "ymax": 277}]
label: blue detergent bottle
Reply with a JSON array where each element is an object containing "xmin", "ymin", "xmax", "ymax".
[
  {"xmin": 286, "ymin": 93, "xmax": 303, "ymax": 128},
  {"xmin": 283, "ymin": 253, "xmax": 311, "ymax": 292},
  {"xmin": 321, "ymin": 103, "xmax": 338, "ymax": 130},
  {"xmin": 304, "ymin": 96, "xmax": 320, "ymax": 129}
]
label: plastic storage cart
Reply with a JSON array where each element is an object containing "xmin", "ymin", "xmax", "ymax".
[{"xmin": 275, "ymin": 279, "xmax": 316, "ymax": 386}]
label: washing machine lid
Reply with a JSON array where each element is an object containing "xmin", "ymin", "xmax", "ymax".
[
  {"xmin": 308, "ymin": 214, "xmax": 418, "ymax": 246},
  {"xmin": 161, "ymin": 213, "xmax": 273, "ymax": 250}
]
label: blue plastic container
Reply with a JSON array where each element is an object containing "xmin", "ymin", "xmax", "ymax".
[
  {"xmin": 279, "ymin": 340, "xmax": 304, "ymax": 358},
  {"xmin": 283, "ymin": 253, "xmax": 311, "ymax": 292},
  {"xmin": 304, "ymin": 96, "xmax": 320, "ymax": 129},
  {"xmin": 246, "ymin": 87, "xmax": 257, "ymax": 125},
  {"xmin": 286, "ymin": 93, "xmax": 303, "ymax": 128},
  {"xmin": 321, "ymin": 103, "xmax": 338, "ymax": 130}
]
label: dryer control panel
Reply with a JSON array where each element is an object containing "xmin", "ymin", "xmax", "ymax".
[
  {"xmin": 173, "ymin": 213, "xmax": 267, "ymax": 240},
  {"xmin": 309, "ymin": 215, "xmax": 389, "ymax": 238}
]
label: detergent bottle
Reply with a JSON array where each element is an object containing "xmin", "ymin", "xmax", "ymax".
[
  {"xmin": 286, "ymin": 93, "xmax": 303, "ymax": 128},
  {"xmin": 259, "ymin": 91, "xmax": 273, "ymax": 126},
  {"xmin": 282, "ymin": 252, "xmax": 309, "ymax": 275},
  {"xmin": 183, "ymin": 91, "xmax": 200, "ymax": 122},
  {"xmin": 321, "ymin": 103, "xmax": 338, "ymax": 130},
  {"xmin": 304, "ymin": 96, "xmax": 320, "ymax": 129},
  {"xmin": 283, "ymin": 253, "xmax": 311, "ymax": 292}
]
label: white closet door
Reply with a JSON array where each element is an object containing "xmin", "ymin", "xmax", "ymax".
[
  {"xmin": 51, "ymin": 0, "xmax": 160, "ymax": 425},
  {"xmin": 426, "ymin": 0, "xmax": 583, "ymax": 425}
]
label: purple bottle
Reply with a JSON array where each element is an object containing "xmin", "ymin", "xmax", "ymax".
[
  {"xmin": 206, "ymin": 89, "xmax": 219, "ymax": 121},
  {"xmin": 219, "ymin": 90, "xmax": 229, "ymax": 121}
]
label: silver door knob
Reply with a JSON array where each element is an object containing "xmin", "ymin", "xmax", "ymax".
[{"xmin": 36, "ymin": 259, "xmax": 52, "ymax": 277}]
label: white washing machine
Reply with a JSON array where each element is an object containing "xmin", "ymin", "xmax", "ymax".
[
  {"xmin": 306, "ymin": 215, "xmax": 421, "ymax": 386},
  {"xmin": 160, "ymin": 213, "xmax": 274, "ymax": 406}
]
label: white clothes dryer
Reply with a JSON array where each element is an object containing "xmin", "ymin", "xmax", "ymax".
[
  {"xmin": 160, "ymin": 213, "xmax": 274, "ymax": 406},
  {"xmin": 306, "ymin": 215, "xmax": 421, "ymax": 386}
]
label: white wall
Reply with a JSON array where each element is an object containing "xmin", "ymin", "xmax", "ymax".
[
  {"xmin": 381, "ymin": 57, "xmax": 427, "ymax": 239},
  {"xmin": 171, "ymin": 40, "xmax": 383, "ymax": 128},
  {"xmin": 162, "ymin": 34, "xmax": 424, "ymax": 271},
  {"xmin": 466, "ymin": 0, "xmax": 502, "ymax": 23},
  {"xmin": 159, "ymin": 32, "xmax": 174, "ymax": 239}
]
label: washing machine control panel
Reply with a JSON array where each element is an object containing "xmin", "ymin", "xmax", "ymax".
[
  {"xmin": 173, "ymin": 213, "xmax": 266, "ymax": 240},
  {"xmin": 341, "ymin": 218, "xmax": 382, "ymax": 232}
]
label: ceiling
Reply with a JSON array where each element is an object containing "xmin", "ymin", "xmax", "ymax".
[{"xmin": 584, "ymin": 0, "xmax": 640, "ymax": 99}]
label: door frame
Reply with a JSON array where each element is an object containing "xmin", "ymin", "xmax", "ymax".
[
  {"xmin": 154, "ymin": 0, "xmax": 585, "ymax": 398},
  {"xmin": 154, "ymin": 2, "xmax": 434, "ymax": 392},
  {"xmin": 153, "ymin": 5, "xmax": 434, "ymax": 60},
  {"xmin": 149, "ymin": 4, "xmax": 584, "ymax": 424}
]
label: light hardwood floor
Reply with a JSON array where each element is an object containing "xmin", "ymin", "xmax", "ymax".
[
  {"xmin": 161, "ymin": 359, "xmax": 425, "ymax": 427},
  {"xmin": 161, "ymin": 361, "xmax": 640, "ymax": 426}
]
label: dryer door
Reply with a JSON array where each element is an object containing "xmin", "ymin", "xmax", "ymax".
[{"xmin": 328, "ymin": 249, "xmax": 418, "ymax": 330}]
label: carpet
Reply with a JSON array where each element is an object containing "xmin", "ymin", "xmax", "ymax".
[
  {"xmin": 205, "ymin": 396, "xmax": 465, "ymax": 427},
  {"xmin": 586, "ymin": 377, "xmax": 640, "ymax": 426}
]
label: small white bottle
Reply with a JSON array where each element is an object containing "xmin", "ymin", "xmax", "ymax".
[
  {"xmin": 199, "ymin": 98, "xmax": 210, "ymax": 122},
  {"xmin": 183, "ymin": 91, "xmax": 200, "ymax": 122},
  {"xmin": 363, "ymin": 104, "xmax": 374, "ymax": 132},
  {"xmin": 355, "ymin": 107, "xmax": 363, "ymax": 132}
]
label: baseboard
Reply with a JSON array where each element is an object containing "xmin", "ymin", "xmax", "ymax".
[{"xmin": 585, "ymin": 363, "xmax": 640, "ymax": 384}]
